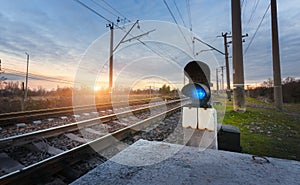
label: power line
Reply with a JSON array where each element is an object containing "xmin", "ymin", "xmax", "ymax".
[
  {"xmin": 163, "ymin": 0, "xmax": 179, "ymax": 25},
  {"xmin": 76, "ymin": 0, "xmax": 189, "ymax": 68},
  {"xmin": 5, "ymin": 72, "xmax": 75, "ymax": 85},
  {"xmin": 163, "ymin": 0, "xmax": 193, "ymax": 53},
  {"xmin": 173, "ymin": 0, "xmax": 187, "ymax": 27},
  {"xmin": 244, "ymin": 3, "xmax": 271, "ymax": 55},
  {"xmin": 74, "ymin": 0, "xmax": 186, "ymax": 85},
  {"xmin": 89, "ymin": 0, "xmax": 119, "ymax": 18},
  {"xmin": 100, "ymin": 0, "xmax": 131, "ymax": 22},
  {"xmin": 186, "ymin": 0, "xmax": 192, "ymax": 31},
  {"xmin": 193, "ymin": 37, "xmax": 225, "ymax": 56},
  {"xmin": 241, "ymin": 0, "xmax": 245, "ymax": 7},
  {"xmin": 245, "ymin": 0, "xmax": 260, "ymax": 32},
  {"xmin": 73, "ymin": 0, "xmax": 113, "ymax": 24},
  {"xmin": 4, "ymin": 68, "xmax": 76, "ymax": 85},
  {"xmin": 241, "ymin": 0, "xmax": 248, "ymax": 25}
]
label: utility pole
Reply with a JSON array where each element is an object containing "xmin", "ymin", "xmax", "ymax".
[
  {"xmin": 222, "ymin": 33, "xmax": 231, "ymax": 90},
  {"xmin": 220, "ymin": 66, "xmax": 225, "ymax": 90},
  {"xmin": 219, "ymin": 32, "xmax": 232, "ymax": 101},
  {"xmin": 246, "ymin": 85, "xmax": 250, "ymax": 97},
  {"xmin": 231, "ymin": 0, "xmax": 245, "ymax": 112},
  {"xmin": 107, "ymin": 20, "xmax": 152, "ymax": 92},
  {"xmin": 216, "ymin": 68, "xmax": 219, "ymax": 94},
  {"xmin": 271, "ymin": 0, "xmax": 283, "ymax": 110},
  {"xmin": 25, "ymin": 52, "xmax": 29, "ymax": 101},
  {"xmin": 108, "ymin": 23, "xmax": 114, "ymax": 92}
]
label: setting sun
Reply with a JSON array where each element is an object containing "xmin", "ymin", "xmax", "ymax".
[{"xmin": 93, "ymin": 86, "xmax": 101, "ymax": 91}]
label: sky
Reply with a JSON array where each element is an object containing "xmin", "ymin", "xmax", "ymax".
[{"xmin": 0, "ymin": 0, "xmax": 299, "ymax": 91}]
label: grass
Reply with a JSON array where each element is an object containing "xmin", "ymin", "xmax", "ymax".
[
  {"xmin": 223, "ymin": 97, "xmax": 300, "ymax": 161},
  {"xmin": 284, "ymin": 103, "xmax": 300, "ymax": 112}
]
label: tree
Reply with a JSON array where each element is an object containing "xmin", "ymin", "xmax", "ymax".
[
  {"xmin": 0, "ymin": 70, "xmax": 7, "ymax": 90},
  {"xmin": 159, "ymin": 84, "xmax": 171, "ymax": 95},
  {"xmin": 261, "ymin": 78, "xmax": 273, "ymax": 87},
  {"xmin": 282, "ymin": 76, "xmax": 296, "ymax": 85}
]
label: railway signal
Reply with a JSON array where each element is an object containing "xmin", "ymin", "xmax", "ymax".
[{"xmin": 181, "ymin": 61, "xmax": 217, "ymax": 148}]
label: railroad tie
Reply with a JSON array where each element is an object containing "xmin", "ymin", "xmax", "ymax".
[
  {"xmin": 65, "ymin": 133, "xmax": 92, "ymax": 143},
  {"xmin": 32, "ymin": 141, "xmax": 64, "ymax": 155},
  {"xmin": 84, "ymin": 128, "xmax": 107, "ymax": 137},
  {"xmin": 0, "ymin": 153, "xmax": 24, "ymax": 174}
]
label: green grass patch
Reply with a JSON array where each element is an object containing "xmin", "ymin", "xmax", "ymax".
[
  {"xmin": 284, "ymin": 103, "xmax": 300, "ymax": 112},
  {"xmin": 223, "ymin": 99, "xmax": 300, "ymax": 161}
]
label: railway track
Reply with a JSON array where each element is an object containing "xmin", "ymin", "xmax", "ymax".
[
  {"xmin": 0, "ymin": 98, "xmax": 175, "ymax": 139},
  {"xmin": 0, "ymin": 97, "xmax": 174, "ymax": 126},
  {"xmin": 0, "ymin": 99, "xmax": 187, "ymax": 185}
]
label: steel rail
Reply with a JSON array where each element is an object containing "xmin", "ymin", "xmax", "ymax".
[
  {"xmin": 0, "ymin": 104, "xmax": 183, "ymax": 185},
  {"xmin": 0, "ymin": 97, "xmax": 168, "ymax": 126},
  {"xmin": 0, "ymin": 99, "xmax": 185, "ymax": 147}
]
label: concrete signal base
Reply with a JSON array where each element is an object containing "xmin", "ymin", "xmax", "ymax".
[{"xmin": 72, "ymin": 140, "xmax": 300, "ymax": 185}]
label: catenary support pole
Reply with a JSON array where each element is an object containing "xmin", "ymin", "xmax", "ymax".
[
  {"xmin": 216, "ymin": 68, "xmax": 219, "ymax": 94},
  {"xmin": 231, "ymin": 0, "xmax": 245, "ymax": 112},
  {"xmin": 109, "ymin": 23, "xmax": 114, "ymax": 91},
  {"xmin": 222, "ymin": 33, "xmax": 231, "ymax": 90},
  {"xmin": 25, "ymin": 52, "xmax": 29, "ymax": 101},
  {"xmin": 271, "ymin": 0, "xmax": 283, "ymax": 110}
]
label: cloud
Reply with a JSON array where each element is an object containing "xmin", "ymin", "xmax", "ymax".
[{"xmin": 0, "ymin": 0, "xmax": 299, "ymax": 90}]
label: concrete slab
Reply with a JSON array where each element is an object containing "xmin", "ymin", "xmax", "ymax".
[
  {"xmin": 0, "ymin": 153, "xmax": 24, "ymax": 173},
  {"xmin": 72, "ymin": 139, "xmax": 300, "ymax": 185}
]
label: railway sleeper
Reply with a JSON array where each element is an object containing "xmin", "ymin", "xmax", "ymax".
[
  {"xmin": 28, "ymin": 141, "xmax": 64, "ymax": 155},
  {"xmin": 0, "ymin": 153, "xmax": 24, "ymax": 175}
]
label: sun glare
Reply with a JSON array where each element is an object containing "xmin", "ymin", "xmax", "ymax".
[{"xmin": 94, "ymin": 86, "xmax": 101, "ymax": 91}]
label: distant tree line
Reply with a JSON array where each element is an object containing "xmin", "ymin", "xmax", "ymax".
[
  {"xmin": 0, "ymin": 81, "xmax": 180, "ymax": 113},
  {"xmin": 249, "ymin": 77, "xmax": 300, "ymax": 103}
]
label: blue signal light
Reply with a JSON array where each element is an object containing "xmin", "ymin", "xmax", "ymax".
[
  {"xmin": 182, "ymin": 83, "xmax": 211, "ymax": 107},
  {"xmin": 192, "ymin": 87, "xmax": 206, "ymax": 100}
]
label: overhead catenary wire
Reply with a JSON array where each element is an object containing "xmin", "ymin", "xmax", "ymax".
[
  {"xmin": 241, "ymin": 0, "xmax": 248, "ymax": 28},
  {"xmin": 244, "ymin": 0, "xmax": 260, "ymax": 32},
  {"xmin": 241, "ymin": 0, "xmax": 245, "ymax": 7},
  {"xmin": 244, "ymin": 2, "xmax": 271, "ymax": 55},
  {"xmin": 74, "ymin": 0, "xmax": 188, "ymax": 86},
  {"xmin": 173, "ymin": 0, "xmax": 187, "ymax": 27},
  {"xmin": 0, "ymin": 56, "xmax": 94, "ymax": 86},
  {"xmin": 4, "ymin": 68, "xmax": 76, "ymax": 85},
  {"xmin": 186, "ymin": 0, "xmax": 192, "ymax": 32},
  {"xmin": 100, "ymin": 0, "xmax": 131, "ymax": 22},
  {"xmin": 73, "ymin": 0, "xmax": 113, "ymax": 24},
  {"xmin": 163, "ymin": 0, "xmax": 193, "ymax": 53},
  {"xmin": 75, "ymin": 0, "xmax": 190, "ymax": 66},
  {"xmin": 89, "ymin": 0, "xmax": 120, "ymax": 18}
]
